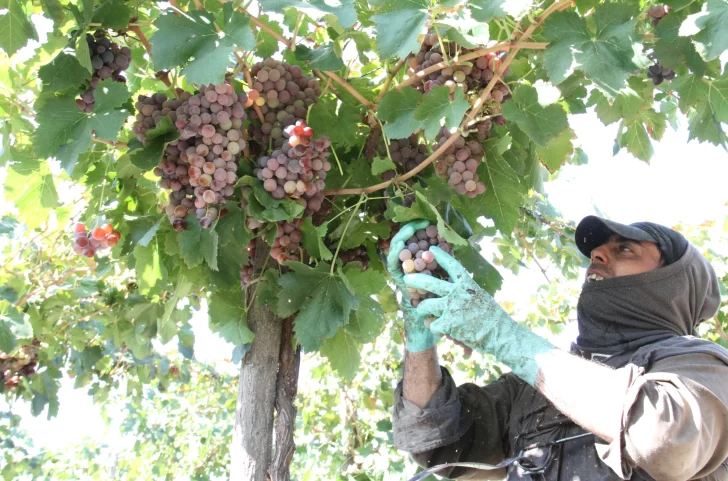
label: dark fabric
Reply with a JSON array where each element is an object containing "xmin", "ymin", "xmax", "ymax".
[
  {"xmin": 395, "ymin": 338, "xmax": 728, "ymax": 481},
  {"xmin": 575, "ymin": 216, "xmax": 689, "ymax": 265},
  {"xmin": 575, "ymin": 245, "xmax": 721, "ymax": 366}
]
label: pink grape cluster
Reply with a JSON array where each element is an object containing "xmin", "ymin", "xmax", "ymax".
[
  {"xmin": 433, "ymin": 127, "xmax": 487, "ymax": 198},
  {"xmin": 247, "ymin": 58, "xmax": 322, "ymax": 152},
  {"xmin": 398, "ymin": 225, "xmax": 452, "ymax": 307},
  {"xmin": 76, "ymin": 32, "xmax": 131, "ymax": 112},
  {"xmin": 72, "ymin": 222, "xmax": 121, "ymax": 258},
  {"xmin": 337, "ymin": 247, "xmax": 370, "ymax": 270},
  {"xmin": 253, "ymin": 120, "xmax": 331, "ymax": 214},
  {"xmin": 409, "ymin": 34, "xmax": 511, "ymax": 103},
  {"xmin": 246, "ymin": 217, "xmax": 304, "ymax": 265},
  {"xmin": 145, "ymin": 83, "xmax": 248, "ymax": 229},
  {"xmin": 132, "ymin": 91, "xmax": 188, "ymax": 144}
]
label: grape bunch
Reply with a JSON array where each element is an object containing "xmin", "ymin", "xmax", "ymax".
[
  {"xmin": 338, "ymin": 247, "xmax": 370, "ymax": 270},
  {"xmin": 131, "ymin": 91, "xmax": 188, "ymax": 144},
  {"xmin": 246, "ymin": 58, "xmax": 322, "ymax": 151},
  {"xmin": 1, "ymin": 341, "xmax": 39, "ymax": 391},
  {"xmin": 398, "ymin": 225, "xmax": 452, "ymax": 307},
  {"xmin": 432, "ymin": 127, "xmax": 487, "ymax": 197},
  {"xmin": 76, "ymin": 31, "xmax": 131, "ymax": 112},
  {"xmin": 72, "ymin": 222, "xmax": 121, "ymax": 257},
  {"xmin": 409, "ymin": 33, "xmax": 511, "ymax": 102},
  {"xmin": 253, "ymin": 120, "xmax": 331, "ymax": 214},
  {"xmin": 647, "ymin": 5, "xmax": 669, "ymax": 26},
  {"xmin": 647, "ymin": 63, "xmax": 676, "ymax": 85},
  {"xmin": 271, "ymin": 219, "xmax": 304, "ymax": 264},
  {"xmin": 147, "ymin": 83, "xmax": 248, "ymax": 229}
]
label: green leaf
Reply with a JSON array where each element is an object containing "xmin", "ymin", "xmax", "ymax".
[
  {"xmin": 159, "ymin": 276, "xmax": 191, "ymax": 344},
  {"xmin": 4, "ymin": 164, "xmax": 58, "ymax": 229},
  {"xmin": 590, "ymin": 89, "xmax": 644, "ymax": 126},
  {"xmin": 371, "ymin": 8, "xmax": 428, "ymax": 60},
  {"xmin": 671, "ymin": 74, "xmax": 709, "ymax": 114},
  {"xmin": 0, "ymin": 0, "xmax": 38, "ymax": 55},
  {"xmin": 75, "ymin": 33, "xmax": 93, "ymax": 73},
  {"xmin": 216, "ymin": 202, "xmax": 251, "ymax": 247},
  {"xmin": 34, "ymin": 79, "xmax": 130, "ymax": 173},
  {"xmin": 681, "ymin": 0, "xmax": 728, "ymax": 61},
  {"xmin": 453, "ymin": 243, "xmax": 503, "ymax": 295},
  {"xmin": 137, "ymin": 220, "xmax": 162, "ymax": 247},
  {"xmin": 238, "ymin": 176, "xmax": 305, "ymax": 221},
  {"xmin": 413, "ymin": 191, "xmax": 467, "ymax": 246},
  {"xmin": 543, "ymin": 5, "xmax": 647, "ymax": 96},
  {"xmin": 414, "ymin": 87, "xmax": 470, "ymax": 140},
  {"xmin": 479, "ymin": 136, "xmax": 528, "ymax": 234},
  {"xmin": 688, "ymin": 102, "xmax": 728, "ymax": 145},
  {"xmin": 620, "ymin": 122, "xmax": 653, "ymax": 161},
  {"xmin": 129, "ymin": 116, "xmax": 180, "ymax": 170},
  {"xmin": 38, "ymin": 53, "xmax": 91, "ymax": 93},
  {"xmin": 377, "ymin": 88, "xmax": 422, "ymax": 140},
  {"xmin": 536, "ymin": 128, "xmax": 575, "ymax": 173},
  {"xmin": 469, "ymin": 0, "xmax": 536, "ymax": 22},
  {"xmin": 501, "ymin": 85, "xmax": 568, "ymax": 146},
  {"xmin": 708, "ymin": 74, "xmax": 728, "ymax": 123},
  {"xmin": 262, "ymin": 0, "xmax": 357, "ymax": 27},
  {"xmin": 307, "ymin": 97, "xmax": 364, "ymax": 148},
  {"xmin": 371, "ymin": 156, "xmax": 396, "ymax": 176},
  {"xmin": 255, "ymin": 14, "xmax": 285, "ymax": 59},
  {"xmin": 150, "ymin": 9, "xmax": 255, "ymax": 85},
  {"xmin": 208, "ymin": 290, "xmax": 254, "ymax": 345},
  {"xmin": 177, "ymin": 215, "xmax": 219, "ymax": 270},
  {"xmin": 300, "ymin": 217, "xmax": 333, "ymax": 260},
  {"xmin": 41, "ymin": 0, "xmax": 65, "ymax": 23},
  {"xmin": 295, "ymin": 44, "xmax": 345, "ymax": 70},
  {"xmin": 277, "ymin": 262, "xmax": 359, "ymax": 351},
  {"xmin": 0, "ymin": 306, "xmax": 33, "ymax": 352},
  {"xmin": 134, "ymin": 242, "xmax": 166, "ymax": 294},
  {"xmin": 91, "ymin": 0, "xmax": 134, "ymax": 29},
  {"xmin": 320, "ymin": 330, "xmax": 360, "ymax": 381},
  {"xmin": 654, "ymin": 14, "xmax": 706, "ymax": 74}
]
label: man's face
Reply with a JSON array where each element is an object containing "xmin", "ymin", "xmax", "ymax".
[{"xmin": 585, "ymin": 234, "xmax": 663, "ymax": 284}]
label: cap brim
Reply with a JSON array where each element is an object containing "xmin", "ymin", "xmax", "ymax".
[{"xmin": 575, "ymin": 216, "xmax": 658, "ymax": 259}]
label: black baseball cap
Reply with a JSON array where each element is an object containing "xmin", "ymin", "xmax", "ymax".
[{"xmin": 575, "ymin": 215, "xmax": 689, "ymax": 265}]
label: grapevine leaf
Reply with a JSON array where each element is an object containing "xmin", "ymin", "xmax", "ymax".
[
  {"xmin": 278, "ymin": 262, "xmax": 358, "ymax": 351},
  {"xmin": 38, "ymin": 53, "xmax": 91, "ymax": 93},
  {"xmin": 688, "ymin": 102, "xmax": 728, "ymax": 144},
  {"xmin": 0, "ymin": 0, "xmax": 38, "ymax": 56},
  {"xmin": 42, "ymin": 0, "xmax": 65, "ymax": 24},
  {"xmin": 708, "ymin": 73, "xmax": 728, "ymax": 122},
  {"xmin": 469, "ymin": 0, "xmax": 536, "ymax": 22},
  {"xmin": 0, "ymin": 306, "xmax": 33, "ymax": 353},
  {"xmin": 91, "ymin": 0, "xmax": 134, "ymax": 30},
  {"xmin": 177, "ymin": 215, "xmax": 219, "ymax": 270},
  {"xmin": 295, "ymin": 44, "xmax": 345, "ymax": 70},
  {"xmin": 543, "ymin": 5, "xmax": 647, "ymax": 96},
  {"xmin": 377, "ymin": 88, "xmax": 422, "ymax": 140},
  {"xmin": 479, "ymin": 135, "xmax": 528, "ymax": 235},
  {"xmin": 256, "ymin": 14, "xmax": 285, "ymax": 59},
  {"xmin": 371, "ymin": 156, "xmax": 396, "ymax": 176},
  {"xmin": 301, "ymin": 217, "xmax": 333, "ymax": 260},
  {"xmin": 159, "ymin": 276, "xmax": 192, "ymax": 344},
  {"xmin": 670, "ymin": 74, "xmax": 709, "ymax": 114},
  {"xmin": 453, "ymin": 243, "xmax": 503, "ymax": 295},
  {"xmin": 129, "ymin": 116, "xmax": 180, "ymax": 170},
  {"xmin": 238, "ymin": 176, "xmax": 305, "ymax": 221},
  {"xmin": 620, "ymin": 122, "xmax": 653, "ymax": 161},
  {"xmin": 371, "ymin": 8, "xmax": 428, "ymax": 60},
  {"xmin": 501, "ymin": 85, "xmax": 569, "ymax": 146},
  {"xmin": 4, "ymin": 164, "xmax": 57, "ymax": 229},
  {"xmin": 150, "ymin": 9, "xmax": 255, "ymax": 85},
  {"xmin": 262, "ymin": 0, "xmax": 357, "ymax": 27},
  {"xmin": 137, "ymin": 220, "xmax": 162, "ymax": 247},
  {"xmin": 654, "ymin": 14, "xmax": 706, "ymax": 74},
  {"xmin": 134, "ymin": 242, "xmax": 166, "ymax": 294},
  {"xmin": 390, "ymin": 199, "xmax": 434, "ymax": 222},
  {"xmin": 35, "ymin": 79, "xmax": 130, "ymax": 173},
  {"xmin": 208, "ymin": 290, "xmax": 254, "ymax": 345},
  {"xmin": 320, "ymin": 330, "xmax": 360, "ymax": 381},
  {"xmin": 590, "ymin": 89, "xmax": 644, "ymax": 126},
  {"xmin": 414, "ymin": 87, "xmax": 470, "ymax": 140},
  {"xmin": 414, "ymin": 191, "xmax": 467, "ymax": 246},
  {"xmin": 342, "ymin": 266, "xmax": 388, "ymax": 341},
  {"xmin": 536, "ymin": 128, "xmax": 576, "ymax": 173},
  {"xmin": 216, "ymin": 202, "xmax": 251, "ymax": 247},
  {"xmin": 343, "ymin": 263, "xmax": 387, "ymax": 296},
  {"xmin": 75, "ymin": 33, "xmax": 93, "ymax": 73},
  {"xmin": 681, "ymin": 0, "xmax": 728, "ymax": 61},
  {"xmin": 308, "ymin": 97, "xmax": 364, "ymax": 148}
]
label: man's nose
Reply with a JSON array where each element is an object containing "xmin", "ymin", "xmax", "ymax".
[{"xmin": 590, "ymin": 244, "xmax": 609, "ymax": 265}]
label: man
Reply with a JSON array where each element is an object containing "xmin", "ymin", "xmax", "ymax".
[{"xmin": 388, "ymin": 216, "xmax": 728, "ymax": 481}]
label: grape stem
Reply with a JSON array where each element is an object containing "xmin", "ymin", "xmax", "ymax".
[
  {"xmin": 291, "ymin": 11, "xmax": 303, "ymax": 52},
  {"xmin": 375, "ymin": 116, "xmax": 393, "ymax": 162},
  {"xmin": 330, "ymin": 146, "xmax": 344, "ymax": 175},
  {"xmin": 514, "ymin": 227, "xmax": 551, "ymax": 283},
  {"xmin": 330, "ymin": 194, "xmax": 366, "ymax": 276},
  {"xmin": 323, "ymin": 0, "xmax": 573, "ymax": 196},
  {"xmin": 235, "ymin": 4, "xmax": 293, "ymax": 48},
  {"xmin": 93, "ymin": 137, "xmax": 128, "ymax": 148},
  {"xmin": 432, "ymin": 23, "xmax": 450, "ymax": 66},
  {"xmin": 375, "ymin": 58, "xmax": 408, "ymax": 105}
]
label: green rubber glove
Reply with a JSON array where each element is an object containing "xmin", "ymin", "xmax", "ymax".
[
  {"xmin": 386, "ymin": 220, "xmax": 438, "ymax": 352},
  {"xmin": 403, "ymin": 246, "xmax": 555, "ymax": 385}
]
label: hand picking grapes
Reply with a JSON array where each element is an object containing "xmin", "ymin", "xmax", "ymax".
[{"xmin": 397, "ymin": 224, "xmax": 452, "ymax": 307}]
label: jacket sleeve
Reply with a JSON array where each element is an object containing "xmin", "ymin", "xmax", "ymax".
[
  {"xmin": 392, "ymin": 367, "xmax": 523, "ymax": 480},
  {"xmin": 597, "ymin": 353, "xmax": 728, "ymax": 481}
]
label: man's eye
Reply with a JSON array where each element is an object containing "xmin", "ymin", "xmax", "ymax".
[{"xmin": 620, "ymin": 245, "xmax": 632, "ymax": 252}]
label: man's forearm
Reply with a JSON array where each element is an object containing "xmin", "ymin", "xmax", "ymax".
[
  {"xmin": 534, "ymin": 349, "xmax": 629, "ymax": 443},
  {"xmin": 402, "ymin": 347, "xmax": 442, "ymax": 408}
]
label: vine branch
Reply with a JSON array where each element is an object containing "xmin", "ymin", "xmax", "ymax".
[
  {"xmin": 317, "ymin": 70, "xmax": 374, "ymax": 110},
  {"xmin": 236, "ymin": 5, "xmax": 292, "ymax": 48},
  {"xmin": 515, "ymin": 228, "xmax": 551, "ymax": 283},
  {"xmin": 323, "ymin": 0, "xmax": 573, "ymax": 197}
]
